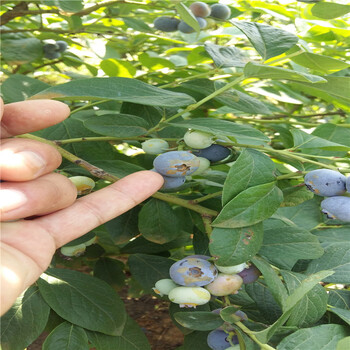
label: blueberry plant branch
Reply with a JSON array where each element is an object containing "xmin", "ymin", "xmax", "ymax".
[{"xmin": 16, "ymin": 133, "xmax": 218, "ymax": 217}]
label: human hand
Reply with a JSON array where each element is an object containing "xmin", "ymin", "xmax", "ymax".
[{"xmin": 0, "ymin": 98, "xmax": 163, "ymax": 315}]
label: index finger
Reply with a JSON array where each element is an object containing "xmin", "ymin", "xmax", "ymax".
[{"xmin": 1, "ymin": 99, "xmax": 70, "ymax": 138}]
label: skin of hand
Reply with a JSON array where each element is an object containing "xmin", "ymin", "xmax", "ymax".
[{"xmin": 0, "ymin": 98, "xmax": 164, "ymax": 315}]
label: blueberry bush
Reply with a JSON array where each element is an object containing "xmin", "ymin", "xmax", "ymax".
[{"xmin": 1, "ymin": 1, "xmax": 350, "ymax": 349}]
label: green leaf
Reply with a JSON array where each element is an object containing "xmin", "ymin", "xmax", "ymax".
[
  {"xmin": 222, "ymin": 148, "xmax": 276, "ymax": 206},
  {"xmin": 42, "ymin": 322, "xmax": 89, "ymax": 350},
  {"xmin": 0, "ymin": 286, "xmax": 50, "ymax": 350},
  {"xmin": 93, "ymin": 257, "xmax": 126, "ymax": 290},
  {"xmin": 281, "ymin": 186, "xmax": 314, "ymax": 207},
  {"xmin": 1, "ymin": 74, "xmax": 49, "ymax": 103},
  {"xmin": 100, "ymin": 59, "xmax": 136, "ymax": 78},
  {"xmin": 2, "ymin": 38, "xmax": 43, "ymax": 64},
  {"xmin": 251, "ymin": 256, "xmax": 288, "ymax": 309},
  {"xmin": 174, "ymin": 312, "xmax": 224, "ymax": 331},
  {"xmin": 290, "ymin": 77, "xmax": 350, "ymax": 107},
  {"xmin": 337, "ymin": 337, "xmax": 350, "ymax": 350},
  {"xmin": 259, "ymin": 219, "xmax": 324, "ymax": 270},
  {"xmin": 328, "ymin": 289, "xmax": 350, "ymax": 309},
  {"xmin": 204, "ymin": 43, "xmax": 248, "ymax": 68},
  {"xmin": 84, "ymin": 114, "xmax": 149, "ymax": 137},
  {"xmin": 128, "ymin": 253, "xmax": 174, "ymax": 291},
  {"xmin": 44, "ymin": 0, "xmax": 84, "ymax": 12},
  {"xmin": 312, "ymin": 227, "xmax": 350, "ymax": 248},
  {"xmin": 31, "ymin": 77, "xmax": 195, "ymax": 107},
  {"xmin": 37, "ymin": 268, "xmax": 127, "ymax": 336},
  {"xmin": 281, "ymin": 271, "xmax": 328, "ymax": 327},
  {"xmin": 213, "ymin": 182, "xmax": 283, "ymax": 228},
  {"xmin": 170, "ymin": 118, "xmax": 270, "ymax": 146},
  {"xmin": 311, "ymin": 2, "xmax": 350, "ymax": 19},
  {"xmin": 175, "ymin": 2, "xmax": 200, "ymax": 34},
  {"xmin": 219, "ymin": 306, "xmax": 240, "ymax": 323},
  {"xmin": 306, "ymin": 243, "xmax": 350, "ymax": 283},
  {"xmin": 120, "ymin": 103, "xmax": 162, "ymax": 127},
  {"xmin": 244, "ymin": 62, "xmax": 326, "ymax": 83},
  {"xmin": 123, "ymin": 18, "xmax": 152, "ymax": 33},
  {"xmin": 291, "ymin": 52, "xmax": 350, "ymax": 74},
  {"xmin": 180, "ymin": 331, "xmax": 211, "ymax": 350},
  {"xmin": 231, "ymin": 21, "xmax": 299, "ymax": 61},
  {"xmin": 252, "ymin": 270, "xmax": 333, "ymax": 343},
  {"xmin": 291, "ymin": 129, "xmax": 350, "ymax": 152},
  {"xmin": 276, "ymin": 324, "xmax": 350, "ymax": 350},
  {"xmin": 209, "ymin": 224, "xmax": 263, "ymax": 266},
  {"xmin": 138, "ymin": 198, "xmax": 182, "ymax": 244},
  {"xmin": 312, "ymin": 124, "xmax": 350, "ymax": 148},
  {"xmin": 182, "ymin": 80, "xmax": 272, "ymax": 115},
  {"xmin": 328, "ymin": 307, "xmax": 350, "ymax": 326},
  {"xmin": 86, "ymin": 317, "xmax": 151, "ymax": 350}
]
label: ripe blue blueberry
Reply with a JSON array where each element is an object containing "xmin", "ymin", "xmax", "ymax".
[
  {"xmin": 169, "ymin": 257, "xmax": 218, "ymax": 287},
  {"xmin": 346, "ymin": 177, "xmax": 350, "ymax": 193},
  {"xmin": 193, "ymin": 144, "xmax": 231, "ymax": 162},
  {"xmin": 238, "ymin": 265, "xmax": 261, "ymax": 284},
  {"xmin": 161, "ymin": 175, "xmax": 186, "ymax": 190},
  {"xmin": 321, "ymin": 196, "xmax": 350, "ymax": 222},
  {"xmin": 304, "ymin": 169, "xmax": 346, "ymax": 197},
  {"xmin": 210, "ymin": 4, "xmax": 231, "ymax": 20},
  {"xmin": 153, "ymin": 16, "xmax": 181, "ymax": 32},
  {"xmin": 190, "ymin": 2, "xmax": 211, "ymax": 17},
  {"xmin": 207, "ymin": 329, "xmax": 239, "ymax": 350},
  {"xmin": 44, "ymin": 51, "xmax": 61, "ymax": 59},
  {"xmin": 153, "ymin": 151, "xmax": 200, "ymax": 177},
  {"xmin": 56, "ymin": 40, "xmax": 68, "ymax": 52},
  {"xmin": 178, "ymin": 17, "xmax": 207, "ymax": 34}
]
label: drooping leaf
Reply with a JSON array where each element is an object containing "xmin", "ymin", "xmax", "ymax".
[
  {"xmin": 30, "ymin": 77, "xmax": 195, "ymax": 107},
  {"xmin": 209, "ymin": 224, "xmax": 263, "ymax": 266},
  {"xmin": 0, "ymin": 286, "xmax": 50, "ymax": 350},
  {"xmin": 204, "ymin": 43, "xmax": 249, "ymax": 68},
  {"xmin": 231, "ymin": 21, "xmax": 299, "ymax": 61},
  {"xmin": 37, "ymin": 268, "xmax": 127, "ymax": 336},
  {"xmin": 244, "ymin": 62, "xmax": 326, "ymax": 83}
]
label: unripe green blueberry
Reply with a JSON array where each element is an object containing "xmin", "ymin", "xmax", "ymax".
[
  {"xmin": 61, "ymin": 243, "xmax": 86, "ymax": 257},
  {"xmin": 153, "ymin": 278, "xmax": 178, "ymax": 297},
  {"xmin": 210, "ymin": 4, "xmax": 231, "ymax": 20},
  {"xmin": 190, "ymin": 2, "xmax": 211, "ymax": 18},
  {"xmin": 184, "ymin": 130, "xmax": 214, "ymax": 149},
  {"xmin": 68, "ymin": 176, "xmax": 95, "ymax": 195},
  {"xmin": 168, "ymin": 286, "xmax": 211, "ymax": 308},
  {"xmin": 215, "ymin": 262, "xmax": 248, "ymax": 275},
  {"xmin": 142, "ymin": 138, "xmax": 169, "ymax": 154},
  {"xmin": 205, "ymin": 274, "xmax": 243, "ymax": 296},
  {"xmin": 84, "ymin": 236, "xmax": 97, "ymax": 247},
  {"xmin": 191, "ymin": 157, "xmax": 211, "ymax": 175}
]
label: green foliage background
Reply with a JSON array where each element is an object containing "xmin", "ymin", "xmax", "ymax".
[{"xmin": 1, "ymin": 0, "xmax": 350, "ymax": 349}]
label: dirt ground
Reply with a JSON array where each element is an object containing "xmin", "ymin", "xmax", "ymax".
[{"xmin": 28, "ymin": 293, "xmax": 184, "ymax": 350}]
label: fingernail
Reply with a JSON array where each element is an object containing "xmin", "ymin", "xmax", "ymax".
[
  {"xmin": 0, "ymin": 189, "xmax": 28, "ymax": 213},
  {"xmin": 19, "ymin": 151, "xmax": 46, "ymax": 176}
]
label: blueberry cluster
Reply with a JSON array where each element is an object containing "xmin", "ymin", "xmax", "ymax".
[
  {"xmin": 153, "ymin": 2, "xmax": 231, "ymax": 34},
  {"xmin": 43, "ymin": 40, "xmax": 68, "ymax": 59},
  {"xmin": 144, "ymin": 130, "xmax": 231, "ymax": 190},
  {"xmin": 152, "ymin": 256, "xmax": 260, "ymax": 308},
  {"xmin": 304, "ymin": 169, "xmax": 350, "ymax": 222}
]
